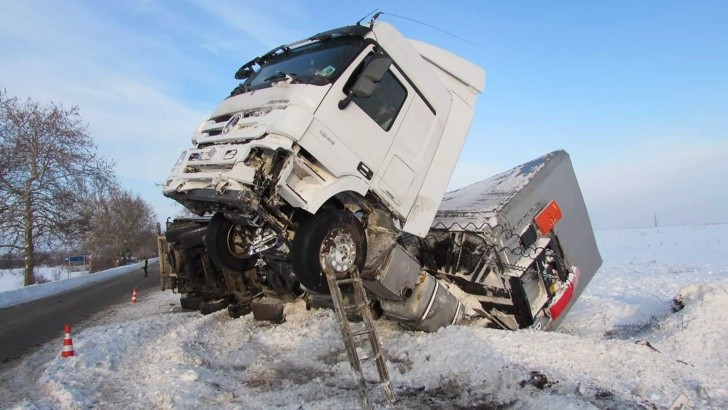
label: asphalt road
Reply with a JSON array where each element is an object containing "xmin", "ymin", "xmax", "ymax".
[{"xmin": 0, "ymin": 263, "xmax": 160, "ymax": 363}]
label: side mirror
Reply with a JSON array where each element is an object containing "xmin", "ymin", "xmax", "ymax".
[
  {"xmin": 339, "ymin": 55, "xmax": 392, "ymax": 109},
  {"xmin": 351, "ymin": 77, "xmax": 376, "ymax": 98},
  {"xmin": 360, "ymin": 55, "xmax": 392, "ymax": 83},
  {"xmin": 235, "ymin": 66, "xmax": 255, "ymax": 80}
]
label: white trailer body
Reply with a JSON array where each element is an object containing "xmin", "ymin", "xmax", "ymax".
[{"xmin": 425, "ymin": 150, "xmax": 602, "ymax": 330}]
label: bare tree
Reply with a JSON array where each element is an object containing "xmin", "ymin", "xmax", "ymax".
[
  {"xmin": 0, "ymin": 89, "xmax": 114, "ymax": 285},
  {"xmin": 81, "ymin": 189, "xmax": 158, "ymax": 272}
]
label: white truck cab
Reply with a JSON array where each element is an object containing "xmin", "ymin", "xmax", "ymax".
[{"xmin": 163, "ymin": 21, "xmax": 485, "ymax": 293}]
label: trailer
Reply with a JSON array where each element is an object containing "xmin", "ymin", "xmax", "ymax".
[{"xmin": 418, "ymin": 150, "xmax": 601, "ymax": 330}]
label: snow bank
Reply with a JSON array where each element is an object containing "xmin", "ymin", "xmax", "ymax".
[
  {"xmin": 563, "ymin": 225, "xmax": 728, "ymax": 336},
  {"xmin": 3, "ymin": 224, "xmax": 728, "ymax": 408},
  {"xmin": 24, "ymin": 284, "xmax": 728, "ymax": 409}
]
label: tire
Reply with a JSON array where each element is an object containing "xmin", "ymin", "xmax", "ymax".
[
  {"xmin": 199, "ymin": 298, "xmax": 231, "ymax": 315},
  {"xmin": 180, "ymin": 227, "xmax": 206, "ymax": 249},
  {"xmin": 165, "ymin": 223, "xmax": 202, "ymax": 244},
  {"xmin": 291, "ymin": 209, "xmax": 366, "ymax": 294},
  {"xmin": 180, "ymin": 293, "xmax": 204, "ymax": 310},
  {"xmin": 228, "ymin": 302, "xmax": 252, "ymax": 319},
  {"xmin": 205, "ymin": 213, "xmax": 258, "ymax": 271}
]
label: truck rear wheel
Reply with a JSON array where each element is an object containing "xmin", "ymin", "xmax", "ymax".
[
  {"xmin": 205, "ymin": 213, "xmax": 257, "ymax": 271},
  {"xmin": 292, "ymin": 209, "xmax": 366, "ymax": 293},
  {"xmin": 165, "ymin": 222, "xmax": 200, "ymax": 244},
  {"xmin": 180, "ymin": 227, "xmax": 206, "ymax": 249}
]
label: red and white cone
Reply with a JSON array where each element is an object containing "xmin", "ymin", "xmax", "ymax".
[
  {"xmin": 131, "ymin": 288, "xmax": 138, "ymax": 303},
  {"xmin": 61, "ymin": 324, "xmax": 75, "ymax": 358}
]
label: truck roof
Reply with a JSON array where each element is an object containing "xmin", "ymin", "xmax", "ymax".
[
  {"xmin": 433, "ymin": 151, "xmax": 566, "ymax": 229},
  {"xmin": 248, "ymin": 21, "xmax": 485, "ymax": 113},
  {"xmin": 369, "ymin": 22, "xmax": 485, "ymax": 115},
  {"xmin": 409, "ymin": 39, "xmax": 486, "ymax": 95}
]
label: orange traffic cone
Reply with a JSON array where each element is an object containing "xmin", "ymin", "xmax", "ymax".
[
  {"xmin": 131, "ymin": 288, "xmax": 138, "ymax": 303},
  {"xmin": 61, "ymin": 324, "xmax": 75, "ymax": 357}
]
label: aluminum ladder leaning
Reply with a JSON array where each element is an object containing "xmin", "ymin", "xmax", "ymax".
[{"xmin": 322, "ymin": 265, "xmax": 396, "ymax": 408}]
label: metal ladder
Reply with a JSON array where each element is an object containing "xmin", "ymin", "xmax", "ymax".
[{"xmin": 323, "ymin": 265, "xmax": 396, "ymax": 408}]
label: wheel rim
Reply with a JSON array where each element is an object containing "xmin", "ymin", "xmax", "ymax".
[
  {"xmin": 320, "ymin": 227, "xmax": 357, "ymax": 274},
  {"xmin": 225, "ymin": 225, "xmax": 247, "ymax": 258}
]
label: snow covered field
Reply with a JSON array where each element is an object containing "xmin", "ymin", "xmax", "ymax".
[{"xmin": 1, "ymin": 224, "xmax": 727, "ymax": 409}]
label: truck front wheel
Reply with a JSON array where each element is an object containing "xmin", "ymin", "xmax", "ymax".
[{"xmin": 292, "ymin": 209, "xmax": 366, "ymax": 293}]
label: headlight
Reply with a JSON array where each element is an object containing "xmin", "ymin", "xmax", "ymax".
[
  {"xmin": 223, "ymin": 149, "xmax": 238, "ymax": 160},
  {"xmin": 188, "ymin": 147, "xmax": 217, "ymax": 161}
]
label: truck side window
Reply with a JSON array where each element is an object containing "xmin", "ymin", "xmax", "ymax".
[{"xmin": 352, "ymin": 70, "xmax": 407, "ymax": 131}]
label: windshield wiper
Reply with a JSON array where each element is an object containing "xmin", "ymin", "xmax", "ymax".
[
  {"xmin": 264, "ymin": 71, "xmax": 296, "ymax": 82},
  {"xmin": 230, "ymin": 82, "xmax": 250, "ymax": 97}
]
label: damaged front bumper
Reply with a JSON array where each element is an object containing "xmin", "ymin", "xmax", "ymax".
[{"xmin": 163, "ymin": 133, "xmax": 298, "ymax": 213}]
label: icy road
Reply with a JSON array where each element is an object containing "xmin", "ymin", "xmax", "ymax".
[{"xmin": 1, "ymin": 224, "xmax": 727, "ymax": 409}]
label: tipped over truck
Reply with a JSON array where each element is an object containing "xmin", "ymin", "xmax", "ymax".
[{"xmin": 162, "ymin": 19, "xmax": 601, "ymax": 331}]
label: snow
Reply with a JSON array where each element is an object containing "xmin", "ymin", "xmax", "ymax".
[
  {"xmin": 440, "ymin": 152, "xmax": 551, "ymax": 212},
  {"xmin": 434, "ymin": 151, "xmax": 555, "ymax": 230},
  {"xmin": 0, "ymin": 260, "xmax": 157, "ymax": 309},
  {"xmin": 2, "ymin": 225, "xmax": 728, "ymax": 408}
]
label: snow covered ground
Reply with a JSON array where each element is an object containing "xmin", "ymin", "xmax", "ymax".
[{"xmin": 1, "ymin": 225, "xmax": 727, "ymax": 409}]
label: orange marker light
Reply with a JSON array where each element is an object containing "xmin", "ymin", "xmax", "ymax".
[{"xmin": 534, "ymin": 200, "xmax": 562, "ymax": 235}]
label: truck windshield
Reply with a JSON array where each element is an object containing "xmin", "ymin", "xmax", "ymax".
[{"xmin": 240, "ymin": 36, "xmax": 364, "ymax": 92}]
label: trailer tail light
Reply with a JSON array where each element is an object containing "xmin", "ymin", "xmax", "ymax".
[
  {"xmin": 534, "ymin": 200, "xmax": 562, "ymax": 235},
  {"xmin": 548, "ymin": 267, "xmax": 579, "ymax": 320}
]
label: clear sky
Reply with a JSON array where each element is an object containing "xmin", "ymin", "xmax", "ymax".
[{"xmin": 2, "ymin": 0, "xmax": 727, "ymax": 229}]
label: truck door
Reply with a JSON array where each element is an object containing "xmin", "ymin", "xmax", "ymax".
[
  {"xmin": 313, "ymin": 46, "xmax": 399, "ymax": 181},
  {"xmin": 375, "ymin": 80, "xmax": 440, "ymax": 217},
  {"xmin": 315, "ymin": 48, "xmax": 441, "ymax": 219}
]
